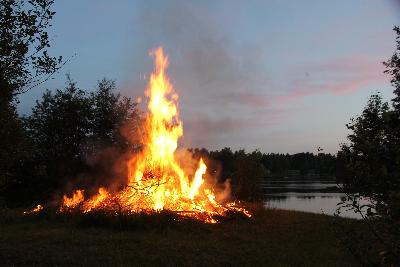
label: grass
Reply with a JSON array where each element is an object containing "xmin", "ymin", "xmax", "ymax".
[{"xmin": 0, "ymin": 205, "xmax": 359, "ymax": 267}]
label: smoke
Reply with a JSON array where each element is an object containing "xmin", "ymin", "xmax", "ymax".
[
  {"xmin": 216, "ymin": 179, "xmax": 232, "ymax": 203},
  {"xmin": 175, "ymin": 148, "xmax": 233, "ymax": 202},
  {"xmin": 174, "ymin": 148, "xmax": 200, "ymax": 177},
  {"xmin": 129, "ymin": 0, "xmax": 266, "ymax": 93},
  {"xmin": 123, "ymin": 1, "xmax": 268, "ymax": 148}
]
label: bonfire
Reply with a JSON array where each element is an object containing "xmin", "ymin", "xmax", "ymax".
[{"xmin": 27, "ymin": 47, "xmax": 250, "ymax": 223}]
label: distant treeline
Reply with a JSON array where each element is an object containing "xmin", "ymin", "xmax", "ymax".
[
  {"xmin": 188, "ymin": 148, "xmax": 336, "ymax": 200},
  {"xmin": 190, "ymin": 147, "xmax": 336, "ymax": 177}
]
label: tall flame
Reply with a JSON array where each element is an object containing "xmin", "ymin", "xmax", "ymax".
[{"xmin": 52, "ymin": 47, "xmax": 250, "ymax": 223}]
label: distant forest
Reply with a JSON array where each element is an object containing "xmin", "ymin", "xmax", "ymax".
[
  {"xmin": 192, "ymin": 148, "xmax": 336, "ymax": 177},
  {"xmin": 189, "ymin": 148, "xmax": 336, "ymax": 200}
]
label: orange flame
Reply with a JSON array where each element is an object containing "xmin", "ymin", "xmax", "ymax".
[
  {"xmin": 82, "ymin": 187, "xmax": 110, "ymax": 213},
  {"xmin": 23, "ymin": 204, "xmax": 44, "ymax": 215},
  {"xmin": 53, "ymin": 47, "xmax": 250, "ymax": 222},
  {"xmin": 60, "ymin": 190, "xmax": 84, "ymax": 212}
]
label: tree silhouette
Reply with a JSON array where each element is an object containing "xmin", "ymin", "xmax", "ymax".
[
  {"xmin": 0, "ymin": 0, "xmax": 62, "ymax": 201},
  {"xmin": 337, "ymin": 27, "xmax": 400, "ymax": 266},
  {"xmin": 2, "ymin": 77, "xmax": 139, "ymax": 204}
]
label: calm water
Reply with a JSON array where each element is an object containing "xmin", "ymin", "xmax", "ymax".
[
  {"xmin": 263, "ymin": 192, "xmax": 362, "ymax": 218},
  {"xmin": 261, "ymin": 179, "xmax": 362, "ymax": 219}
]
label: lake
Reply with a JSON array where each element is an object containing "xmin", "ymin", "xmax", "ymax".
[{"xmin": 261, "ymin": 178, "xmax": 362, "ymax": 218}]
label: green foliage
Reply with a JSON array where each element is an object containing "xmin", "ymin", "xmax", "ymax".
[
  {"xmin": 261, "ymin": 152, "xmax": 336, "ymax": 176},
  {"xmin": 230, "ymin": 150, "xmax": 267, "ymax": 200},
  {"xmin": 0, "ymin": 103, "xmax": 28, "ymax": 198},
  {"xmin": 0, "ymin": 0, "xmax": 63, "ymax": 100},
  {"xmin": 2, "ymin": 77, "xmax": 139, "ymax": 205},
  {"xmin": 88, "ymin": 78, "xmax": 141, "ymax": 151},
  {"xmin": 0, "ymin": 0, "xmax": 62, "ymax": 205},
  {"xmin": 337, "ymin": 27, "xmax": 400, "ymax": 266},
  {"xmin": 384, "ymin": 26, "xmax": 400, "ymax": 111}
]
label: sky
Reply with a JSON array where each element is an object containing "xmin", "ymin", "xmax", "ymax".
[{"xmin": 18, "ymin": 0, "xmax": 400, "ymax": 154}]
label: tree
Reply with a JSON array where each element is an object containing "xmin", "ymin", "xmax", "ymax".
[
  {"xmin": 89, "ymin": 78, "xmax": 140, "ymax": 151},
  {"xmin": 0, "ymin": 0, "xmax": 62, "ymax": 203},
  {"xmin": 1, "ymin": 0, "xmax": 62, "ymax": 99},
  {"xmin": 205, "ymin": 148, "xmax": 267, "ymax": 200},
  {"xmin": 337, "ymin": 27, "xmax": 400, "ymax": 266},
  {"xmin": 3, "ymin": 77, "xmax": 139, "ymax": 204},
  {"xmin": 83, "ymin": 78, "xmax": 140, "ymax": 190},
  {"xmin": 232, "ymin": 150, "xmax": 267, "ymax": 200},
  {"xmin": 25, "ymin": 77, "xmax": 92, "ymax": 193},
  {"xmin": 384, "ymin": 26, "xmax": 400, "ymax": 112}
]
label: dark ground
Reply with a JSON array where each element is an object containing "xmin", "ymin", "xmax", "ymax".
[{"xmin": 0, "ymin": 206, "xmax": 358, "ymax": 267}]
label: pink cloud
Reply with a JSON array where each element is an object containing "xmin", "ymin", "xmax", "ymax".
[
  {"xmin": 183, "ymin": 108, "xmax": 294, "ymax": 136},
  {"xmin": 276, "ymin": 55, "xmax": 390, "ymax": 103},
  {"xmin": 180, "ymin": 107, "xmax": 299, "ymax": 148},
  {"xmin": 216, "ymin": 92, "xmax": 271, "ymax": 107}
]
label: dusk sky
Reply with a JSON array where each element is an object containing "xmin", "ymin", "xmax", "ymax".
[{"xmin": 18, "ymin": 0, "xmax": 400, "ymax": 154}]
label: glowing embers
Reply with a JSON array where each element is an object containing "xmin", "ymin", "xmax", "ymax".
[{"xmin": 23, "ymin": 204, "xmax": 44, "ymax": 215}]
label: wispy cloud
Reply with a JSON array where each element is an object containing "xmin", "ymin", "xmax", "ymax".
[
  {"xmin": 276, "ymin": 55, "xmax": 389, "ymax": 103},
  {"xmin": 181, "ymin": 107, "xmax": 296, "ymax": 146},
  {"xmin": 214, "ymin": 92, "xmax": 271, "ymax": 108}
]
